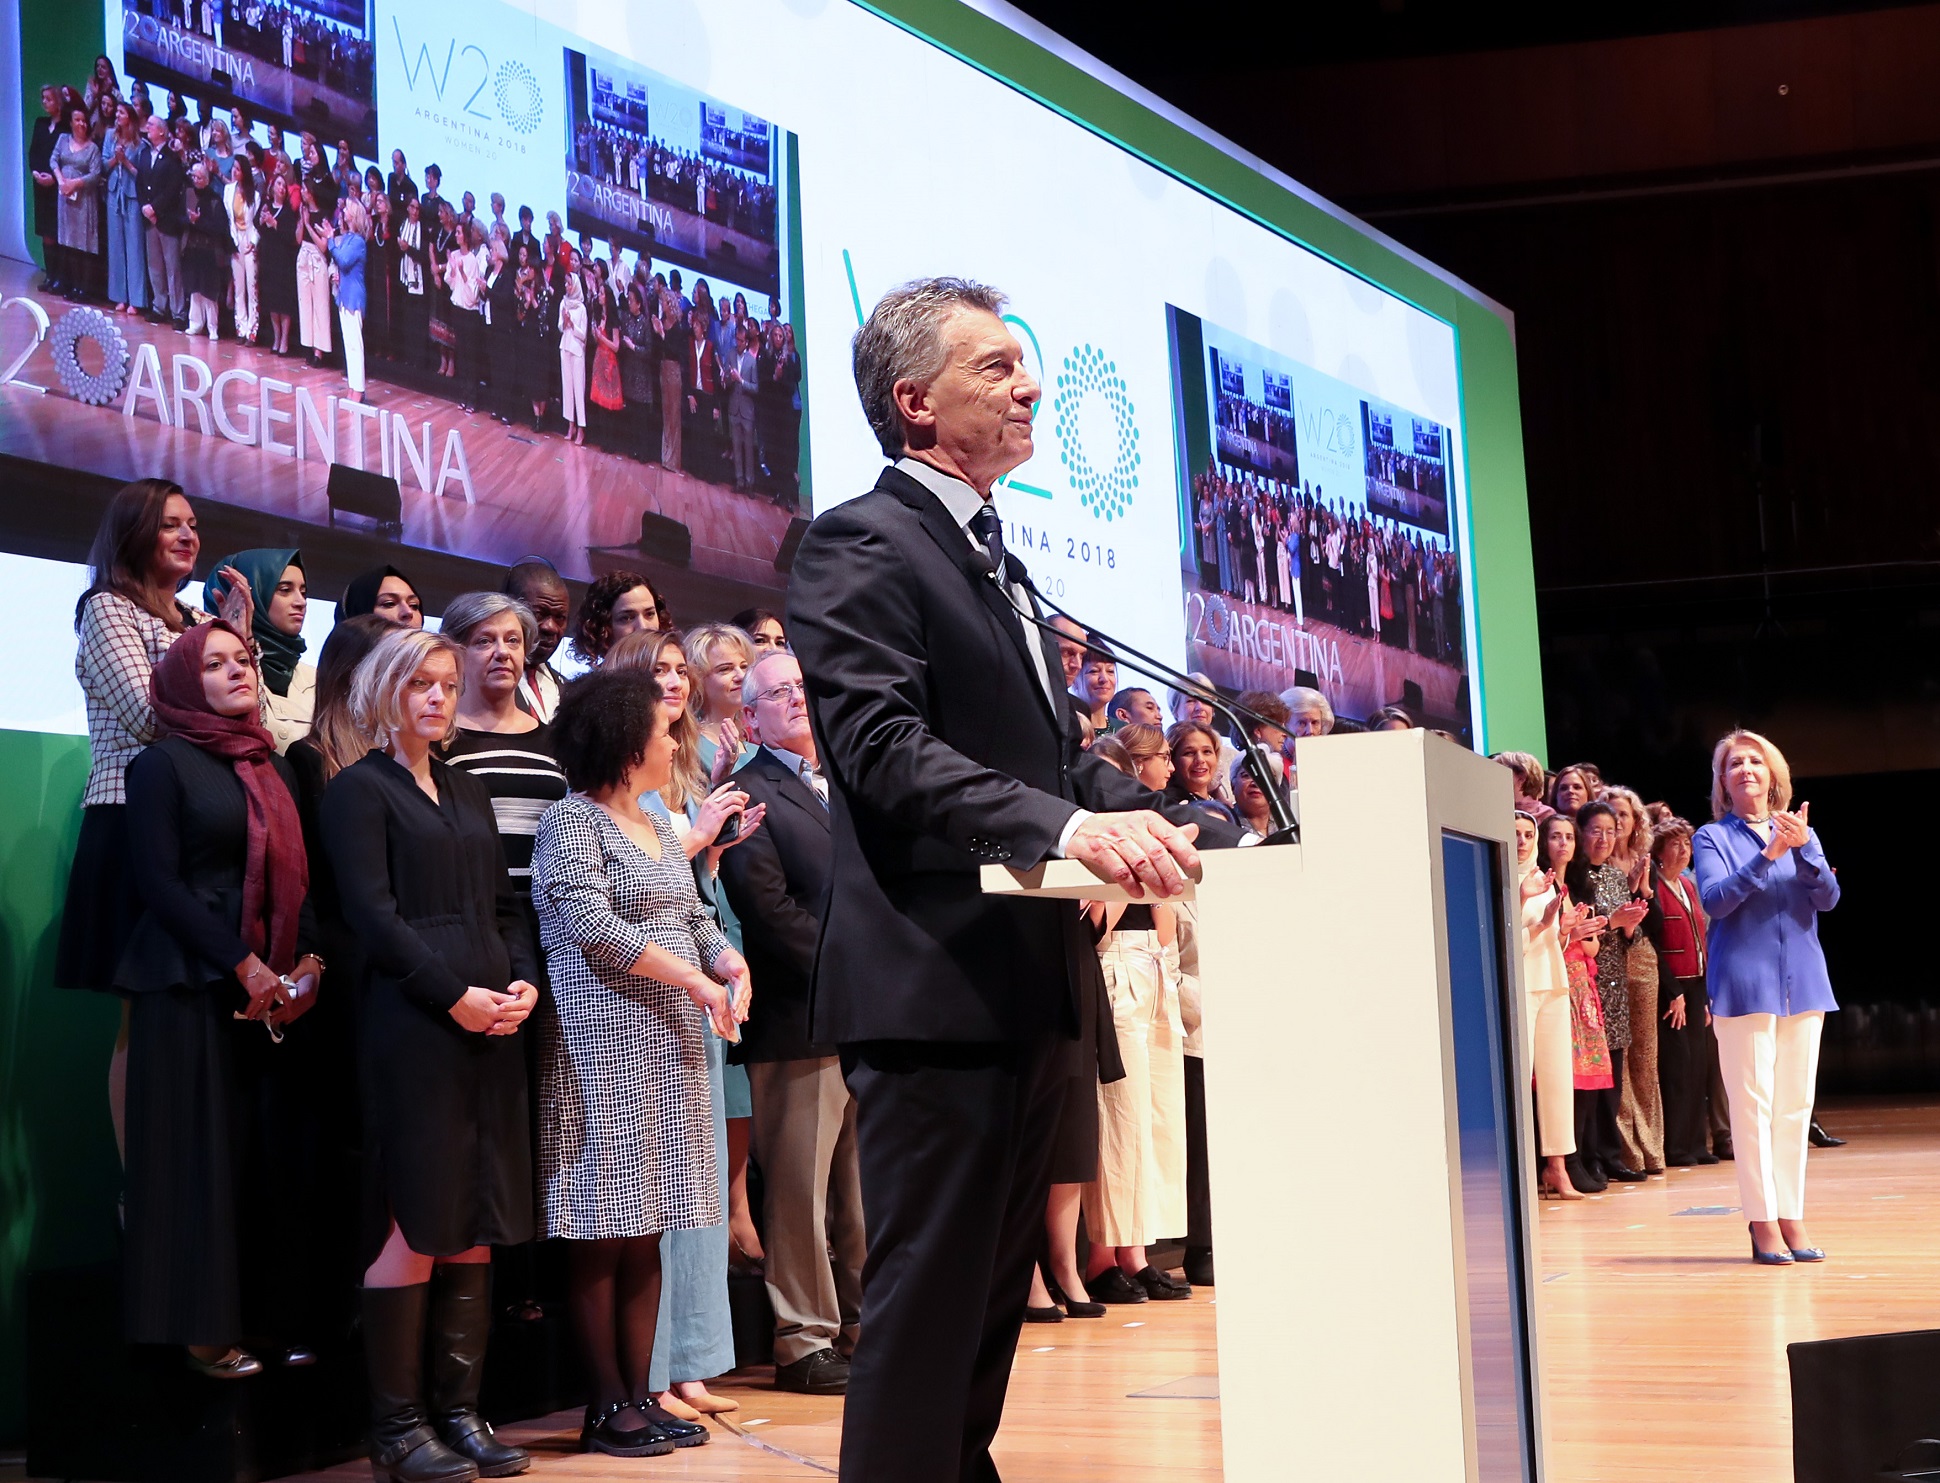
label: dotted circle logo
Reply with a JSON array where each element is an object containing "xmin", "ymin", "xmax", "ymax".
[
  {"xmin": 494, "ymin": 61, "xmax": 544, "ymax": 134},
  {"xmin": 1052, "ymin": 344, "xmax": 1139, "ymax": 523},
  {"xmin": 1205, "ymin": 593, "xmax": 1232, "ymax": 649},
  {"xmin": 50, "ymin": 307, "xmax": 130, "ymax": 406}
]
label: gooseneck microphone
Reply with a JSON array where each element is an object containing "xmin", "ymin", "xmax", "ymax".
[{"xmin": 971, "ymin": 548, "xmax": 1299, "ymax": 844}]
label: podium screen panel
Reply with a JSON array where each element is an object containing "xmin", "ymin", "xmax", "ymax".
[{"xmin": 1441, "ymin": 831, "xmax": 1539, "ymax": 1482}]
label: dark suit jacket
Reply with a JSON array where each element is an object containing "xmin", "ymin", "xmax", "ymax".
[
  {"xmin": 717, "ymin": 745, "xmax": 833, "ymax": 1063},
  {"xmin": 787, "ymin": 463, "xmax": 1235, "ymax": 1045},
  {"xmin": 135, "ymin": 142, "xmax": 186, "ymax": 235}
]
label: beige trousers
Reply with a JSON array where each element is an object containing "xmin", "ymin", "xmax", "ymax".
[
  {"xmin": 747, "ymin": 1056, "xmax": 866, "ymax": 1366},
  {"xmin": 1526, "ymin": 987, "xmax": 1575, "ymax": 1157},
  {"xmin": 1617, "ymin": 939, "xmax": 1666, "ymax": 1171},
  {"xmin": 1083, "ymin": 929, "xmax": 1187, "ymax": 1247},
  {"xmin": 296, "ymin": 242, "xmax": 331, "ymax": 351}
]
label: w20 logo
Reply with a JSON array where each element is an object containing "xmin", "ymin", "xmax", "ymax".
[{"xmin": 391, "ymin": 19, "xmax": 545, "ymax": 135}]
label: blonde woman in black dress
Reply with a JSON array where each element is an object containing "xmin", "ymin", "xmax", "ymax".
[{"xmin": 531, "ymin": 667, "xmax": 750, "ymax": 1456}]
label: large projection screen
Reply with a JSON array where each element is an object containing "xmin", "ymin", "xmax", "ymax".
[{"xmin": 43, "ymin": 0, "xmax": 1540, "ymax": 748}]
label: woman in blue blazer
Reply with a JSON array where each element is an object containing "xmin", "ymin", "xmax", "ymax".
[{"xmin": 1692, "ymin": 730, "xmax": 1838, "ymax": 1266}]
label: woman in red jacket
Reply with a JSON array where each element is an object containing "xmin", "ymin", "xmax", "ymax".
[{"xmin": 1648, "ymin": 816, "xmax": 1718, "ymax": 1168}]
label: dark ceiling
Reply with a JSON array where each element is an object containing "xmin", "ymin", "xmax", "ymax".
[{"xmin": 1008, "ymin": 0, "xmax": 1938, "ymax": 73}]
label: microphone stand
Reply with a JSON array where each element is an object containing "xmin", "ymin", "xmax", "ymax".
[{"xmin": 979, "ymin": 552, "xmax": 1299, "ymax": 844}]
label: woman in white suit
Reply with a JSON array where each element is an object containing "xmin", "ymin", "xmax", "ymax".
[
  {"xmin": 1517, "ymin": 810, "xmax": 1585, "ymax": 1201},
  {"xmin": 558, "ymin": 271, "xmax": 589, "ymax": 446}
]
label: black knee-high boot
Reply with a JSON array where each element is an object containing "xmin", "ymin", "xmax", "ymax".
[
  {"xmin": 362, "ymin": 1284, "xmax": 478, "ymax": 1483},
  {"xmin": 427, "ymin": 1263, "xmax": 530, "ymax": 1477}
]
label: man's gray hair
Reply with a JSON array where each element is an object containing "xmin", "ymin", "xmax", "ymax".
[
  {"xmin": 441, "ymin": 590, "xmax": 537, "ymax": 651},
  {"xmin": 741, "ymin": 647, "xmax": 800, "ymax": 708},
  {"xmin": 852, "ymin": 277, "xmax": 1008, "ymax": 457}
]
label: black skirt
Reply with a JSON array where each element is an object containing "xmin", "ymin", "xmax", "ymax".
[
  {"xmin": 1046, "ymin": 1072, "xmax": 1101, "ymax": 1186},
  {"xmin": 55, "ymin": 803, "xmax": 141, "ymax": 992},
  {"xmin": 124, "ymin": 983, "xmax": 326, "ymax": 1345}
]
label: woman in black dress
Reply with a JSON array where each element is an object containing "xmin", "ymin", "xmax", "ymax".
[
  {"xmin": 484, "ymin": 241, "xmax": 519, "ymax": 426},
  {"xmin": 515, "ymin": 246, "xmax": 553, "ymax": 431},
  {"xmin": 118, "ymin": 622, "xmax": 324, "ymax": 1378},
  {"xmin": 320, "ymin": 628, "xmax": 539, "ymax": 1483},
  {"xmin": 180, "ymin": 158, "xmax": 229, "ymax": 340},
  {"xmin": 29, "ymin": 85, "xmax": 64, "ymax": 291},
  {"xmin": 255, "ymin": 174, "xmax": 299, "ymax": 355}
]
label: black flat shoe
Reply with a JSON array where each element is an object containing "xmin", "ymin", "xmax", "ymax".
[
  {"xmin": 1604, "ymin": 1163, "xmax": 1648, "ymax": 1183},
  {"xmin": 1694, "ymin": 1151, "xmax": 1720, "ymax": 1165},
  {"xmin": 633, "ymin": 1401, "xmax": 708, "ymax": 1448},
  {"xmin": 1565, "ymin": 1158, "xmax": 1606, "ymax": 1193},
  {"xmin": 1084, "ymin": 1268, "xmax": 1148, "ymax": 1305},
  {"xmin": 1024, "ymin": 1304, "xmax": 1064, "ymax": 1323},
  {"xmin": 1809, "ymin": 1121, "xmax": 1846, "ymax": 1148},
  {"xmin": 581, "ymin": 1401, "xmax": 673, "ymax": 1458},
  {"xmin": 773, "ymin": 1346, "xmax": 850, "ymax": 1395},
  {"xmin": 1714, "ymin": 1140, "xmax": 1734, "ymax": 1161},
  {"xmin": 1134, "ymin": 1266, "xmax": 1191, "ymax": 1301},
  {"xmin": 1184, "ymin": 1246, "xmax": 1215, "ymax": 1288},
  {"xmin": 185, "ymin": 1346, "xmax": 263, "ymax": 1379}
]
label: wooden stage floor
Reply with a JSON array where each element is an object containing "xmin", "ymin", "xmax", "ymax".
[{"xmin": 256, "ymin": 1096, "xmax": 1940, "ymax": 1482}]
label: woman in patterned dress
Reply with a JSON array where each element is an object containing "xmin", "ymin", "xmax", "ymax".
[
  {"xmin": 1606, "ymin": 785, "xmax": 1667, "ymax": 1175},
  {"xmin": 531, "ymin": 666, "xmax": 749, "ymax": 1457},
  {"xmin": 1540, "ymin": 815, "xmax": 1614, "ymax": 1193},
  {"xmin": 1568, "ymin": 800, "xmax": 1650, "ymax": 1184}
]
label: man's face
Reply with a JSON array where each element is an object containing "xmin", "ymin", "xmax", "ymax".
[
  {"xmin": 516, "ymin": 579, "xmax": 569, "ymax": 667},
  {"xmin": 899, "ymin": 309, "xmax": 1039, "ymax": 489},
  {"xmin": 1080, "ymin": 658, "xmax": 1116, "ymax": 706},
  {"xmin": 744, "ymin": 655, "xmax": 813, "ymax": 759},
  {"xmin": 1116, "ymin": 690, "xmax": 1165, "ymax": 728},
  {"xmin": 1052, "ymin": 617, "xmax": 1085, "ymax": 687}
]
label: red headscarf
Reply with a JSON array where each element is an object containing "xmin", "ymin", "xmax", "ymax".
[{"xmin": 151, "ymin": 621, "xmax": 309, "ymax": 974}]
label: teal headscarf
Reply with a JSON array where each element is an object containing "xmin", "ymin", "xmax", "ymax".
[{"xmin": 205, "ymin": 548, "xmax": 306, "ymax": 696}]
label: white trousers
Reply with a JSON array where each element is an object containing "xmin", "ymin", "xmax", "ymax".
[
  {"xmin": 230, "ymin": 246, "xmax": 257, "ymax": 341},
  {"xmin": 560, "ymin": 345, "xmax": 586, "ymax": 427},
  {"xmin": 186, "ymin": 292, "xmax": 220, "ymax": 339},
  {"xmin": 1715, "ymin": 1010, "xmax": 1825, "ymax": 1222},
  {"xmin": 296, "ymin": 244, "xmax": 331, "ymax": 351},
  {"xmin": 1526, "ymin": 987, "xmax": 1575, "ymax": 1158},
  {"xmin": 338, "ymin": 306, "xmax": 365, "ymax": 392},
  {"xmin": 1083, "ymin": 929, "xmax": 1187, "ymax": 1248}
]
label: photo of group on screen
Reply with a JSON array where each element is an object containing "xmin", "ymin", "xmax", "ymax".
[
  {"xmin": 1189, "ymin": 463, "xmax": 1464, "ymax": 665},
  {"xmin": 563, "ymin": 49, "xmax": 782, "ymax": 295},
  {"xmin": 121, "ymin": 0, "xmax": 377, "ymax": 157},
  {"xmin": 1362, "ymin": 397, "xmax": 1450, "ymax": 534},
  {"xmin": 1213, "ymin": 359, "xmax": 1300, "ymax": 481},
  {"xmin": 31, "ymin": 56, "xmax": 806, "ymax": 506}
]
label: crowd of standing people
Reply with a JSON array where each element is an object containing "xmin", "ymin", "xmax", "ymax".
[
  {"xmin": 1500, "ymin": 748, "xmax": 1843, "ymax": 1265},
  {"xmin": 1190, "ymin": 461, "xmax": 1462, "ymax": 662},
  {"xmin": 573, "ymin": 120, "xmax": 779, "ymax": 242},
  {"xmin": 27, "ymin": 65, "xmax": 805, "ymax": 507}
]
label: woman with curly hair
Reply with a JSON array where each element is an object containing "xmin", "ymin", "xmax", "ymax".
[
  {"xmin": 569, "ymin": 571, "xmax": 669, "ymax": 666},
  {"xmin": 603, "ymin": 629, "xmax": 764, "ymax": 1421}
]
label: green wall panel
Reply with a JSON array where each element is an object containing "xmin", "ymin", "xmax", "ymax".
[{"xmin": 0, "ymin": 728, "xmax": 119, "ymax": 1445}]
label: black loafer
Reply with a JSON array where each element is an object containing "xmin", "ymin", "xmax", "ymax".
[
  {"xmin": 1135, "ymin": 1266, "xmax": 1191, "ymax": 1301},
  {"xmin": 1604, "ymin": 1163, "xmax": 1648, "ymax": 1183},
  {"xmin": 1565, "ymin": 1157, "xmax": 1606, "ymax": 1193},
  {"xmin": 1083, "ymin": 1268, "xmax": 1148, "ymax": 1304},
  {"xmin": 773, "ymin": 1346, "xmax": 850, "ymax": 1395},
  {"xmin": 633, "ymin": 1402, "xmax": 708, "ymax": 1448},
  {"xmin": 1714, "ymin": 1141, "xmax": 1734, "ymax": 1161},
  {"xmin": 1024, "ymin": 1304, "xmax": 1064, "ymax": 1323},
  {"xmin": 581, "ymin": 1401, "xmax": 673, "ymax": 1457},
  {"xmin": 1694, "ymin": 1152, "xmax": 1720, "ymax": 1165}
]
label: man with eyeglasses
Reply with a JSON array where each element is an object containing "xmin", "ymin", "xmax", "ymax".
[{"xmin": 716, "ymin": 651, "xmax": 865, "ymax": 1397}]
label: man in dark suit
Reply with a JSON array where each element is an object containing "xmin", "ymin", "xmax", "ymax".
[
  {"xmin": 788, "ymin": 277, "xmax": 1231, "ymax": 1483},
  {"xmin": 717, "ymin": 649, "xmax": 865, "ymax": 1399},
  {"xmin": 134, "ymin": 114, "xmax": 186, "ymax": 327}
]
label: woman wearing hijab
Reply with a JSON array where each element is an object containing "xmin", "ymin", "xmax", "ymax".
[
  {"xmin": 206, "ymin": 549, "xmax": 314, "ymax": 751},
  {"xmin": 116, "ymin": 621, "xmax": 323, "ymax": 1379},
  {"xmin": 339, "ymin": 566, "xmax": 423, "ymax": 628}
]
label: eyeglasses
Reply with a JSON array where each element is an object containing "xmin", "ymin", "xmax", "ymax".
[{"xmin": 755, "ymin": 680, "xmax": 807, "ymax": 704}]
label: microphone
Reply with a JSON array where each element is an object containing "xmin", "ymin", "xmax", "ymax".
[{"xmin": 974, "ymin": 549, "xmax": 1298, "ymax": 843}]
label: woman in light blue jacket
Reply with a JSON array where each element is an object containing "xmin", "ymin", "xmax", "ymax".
[{"xmin": 1693, "ymin": 729, "xmax": 1838, "ymax": 1266}]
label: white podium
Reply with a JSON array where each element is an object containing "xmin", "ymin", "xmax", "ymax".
[{"xmin": 985, "ymin": 729, "xmax": 1546, "ymax": 1482}]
